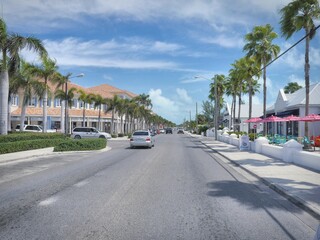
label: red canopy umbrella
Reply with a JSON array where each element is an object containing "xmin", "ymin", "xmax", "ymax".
[
  {"xmin": 244, "ymin": 117, "xmax": 262, "ymax": 123},
  {"xmin": 261, "ymin": 115, "xmax": 286, "ymax": 123},
  {"xmin": 300, "ymin": 114, "xmax": 320, "ymax": 139},
  {"xmin": 299, "ymin": 113, "xmax": 320, "ymax": 122},
  {"xmin": 262, "ymin": 115, "xmax": 287, "ymax": 136},
  {"xmin": 282, "ymin": 115, "xmax": 301, "ymax": 137}
]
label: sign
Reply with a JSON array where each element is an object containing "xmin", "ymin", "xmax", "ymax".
[
  {"xmin": 239, "ymin": 135, "xmax": 250, "ymax": 151},
  {"xmin": 253, "ymin": 124, "xmax": 257, "ymax": 129}
]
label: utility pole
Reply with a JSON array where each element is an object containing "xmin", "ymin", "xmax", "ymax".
[{"xmin": 214, "ymin": 77, "xmax": 218, "ymax": 140}]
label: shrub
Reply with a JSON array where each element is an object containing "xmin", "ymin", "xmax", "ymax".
[
  {"xmin": 198, "ymin": 125, "xmax": 209, "ymax": 135},
  {"xmin": 0, "ymin": 132, "xmax": 66, "ymax": 143},
  {"xmin": 0, "ymin": 139, "xmax": 63, "ymax": 154},
  {"xmin": 54, "ymin": 138, "xmax": 106, "ymax": 152},
  {"xmin": 111, "ymin": 134, "xmax": 118, "ymax": 138},
  {"xmin": 118, "ymin": 133, "xmax": 124, "ymax": 137}
]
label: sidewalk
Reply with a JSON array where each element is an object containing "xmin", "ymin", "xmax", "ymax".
[{"xmin": 193, "ymin": 134, "xmax": 320, "ymax": 220}]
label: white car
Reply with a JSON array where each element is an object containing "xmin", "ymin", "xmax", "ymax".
[
  {"xmin": 71, "ymin": 127, "xmax": 112, "ymax": 139},
  {"xmin": 15, "ymin": 124, "xmax": 56, "ymax": 133},
  {"xmin": 130, "ymin": 130, "xmax": 154, "ymax": 148}
]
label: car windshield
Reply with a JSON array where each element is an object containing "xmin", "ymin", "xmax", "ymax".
[{"xmin": 133, "ymin": 131, "xmax": 148, "ymax": 136}]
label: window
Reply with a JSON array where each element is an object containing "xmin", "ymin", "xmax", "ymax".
[
  {"xmin": 11, "ymin": 95, "xmax": 19, "ymax": 106},
  {"xmin": 28, "ymin": 97, "xmax": 37, "ymax": 106},
  {"xmin": 79, "ymin": 101, "xmax": 84, "ymax": 109},
  {"xmin": 72, "ymin": 99, "xmax": 78, "ymax": 108},
  {"xmin": 54, "ymin": 98, "xmax": 61, "ymax": 107}
]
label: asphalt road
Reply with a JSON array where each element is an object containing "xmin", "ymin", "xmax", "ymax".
[{"xmin": 0, "ymin": 133, "xmax": 317, "ymax": 239}]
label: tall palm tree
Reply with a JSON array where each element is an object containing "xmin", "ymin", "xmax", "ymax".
[
  {"xmin": 10, "ymin": 60, "xmax": 45, "ymax": 131},
  {"xmin": 243, "ymin": 24, "xmax": 280, "ymax": 134},
  {"xmin": 209, "ymin": 74, "xmax": 226, "ymax": 131},
  {"xmin": 0, "ymin": 18, "xmax": 47, "ymax": 135},
  {"xmin": 280, "ymin": 0, "xmax": 320, "ymax": 137},
  {"xmin": 225, "ymin": 73, "xmax": 239, "ymax": 130},
  {"xmin": 28, "ymin": 55, "xmax": 59, "ymax": 132},
  {"xmin": 78, "ymin": 90, "xmax": 95, "ymax": 127},
  {"xmin": 92, "ymin": 94, "xmax": 105, "ymax": 131},
  {"xmin": 134, "ymin": 93, "xmax": 153, "ymax": 109},
  {"xmin": 105, "ymin": 95, "xmax": 120, "ymax": 134}
]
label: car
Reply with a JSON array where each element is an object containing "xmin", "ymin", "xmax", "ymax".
[
  {"xmin": 177, "ymin": 129, "xmax": 184, "ymax": 134},
  {"xmin": 130, "ymin": 130, "xmax": 154, "ymax": 149},
  {"xmin": 165, "ymin": 128, "xmax": 173, "ymax": 134},
  {"xmin": 15, "ymin": 124, "xmax": 56, "ymax": 133},
  {"xmin": 159, "ymin": 129, "xmax": 165, "ymax": 134},
  {"xmin": 71, "ymin": 127, "xmax": 112, "ymax": 139}
]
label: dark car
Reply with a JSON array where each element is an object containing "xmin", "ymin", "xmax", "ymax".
[
  {"xmin": 166, "ymin": 128, "xmax": 173, "ymax": 134},
  {"xmin": 177, "ymin": 129, "xmax": 184, "ymax": 134}
]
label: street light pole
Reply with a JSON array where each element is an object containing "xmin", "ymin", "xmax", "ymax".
[{"xmin": 64, "ymin": 73, "xmax": 84, "ymax": 135}]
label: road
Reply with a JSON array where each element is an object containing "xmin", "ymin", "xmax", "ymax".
[{"xmin": 0, "ymin": 133, "xmax": 317, "ymax": 239}]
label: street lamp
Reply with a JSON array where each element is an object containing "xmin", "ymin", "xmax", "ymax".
[
  {"xmin": 65, "ymin": 73, "xmax": 84, "ymax": 135},
  {"xmin": 194, "ymin": 75, "xmax": 218, "ymax": 140}
]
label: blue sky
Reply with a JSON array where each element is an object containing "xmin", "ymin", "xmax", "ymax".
[{"xmin": 3, "ymin": 0, "xmax": 320, "ymax": 124}]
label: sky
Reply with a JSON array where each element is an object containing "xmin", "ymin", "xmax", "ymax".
[{"xmin": 3, "ymin": 0, "xmax": 320, "ymax": 124}]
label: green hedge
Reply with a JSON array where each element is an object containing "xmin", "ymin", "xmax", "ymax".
[
  {"xmin": 0, "ymin": 139, "xmax": 63, "ymax": 154},
  {"xmin": 0, "ymin": 132, "xmax": 66, "ymax": 143},
  {"xmin": 54, "ymin": 138, "xmax": 107, "ymax": 152}
]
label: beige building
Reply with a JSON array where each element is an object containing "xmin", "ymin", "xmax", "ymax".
[{"xmin": 10, "ymin": 81, "xmax": 138, "ymax": 134}]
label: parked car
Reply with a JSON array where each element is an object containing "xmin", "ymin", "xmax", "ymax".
[
  {"xmin": 177, "ymin": 129, "xmax": 184, "ymax": 134},
  {"xmin": 166, "ymin": 128, "xmax": 173, "ymax": 134},
  {"xmin": 130, "ymin": 130, "xmax": 154, "ymax": 149},
  {"xmin": 159, "ymin": 129, "xmax": 165, "ymax": 134},
  {"xmin": 15, "ymin": 124, "xmax": 56, "ymax": 133},
  {"xmin": 71, "ymin": 127, "xmax": 112, "ymax": 139}
]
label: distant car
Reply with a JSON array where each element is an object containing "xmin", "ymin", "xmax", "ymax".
[
  {"xmin": 159, "ymin": 129, "xmax": 165, "ymax": 134},
  {"xmin": 177, "ymin": 129, "xmax": 184, "ymax": 134},
  {"xmin": 166, "ymin": 128, "xmax": 173, "ymax": 134},
  {"xmin": 71, "ymin": 127, "xmax": 112, "ymax": 139},
  {"xmin": 15, "ymin": 124, "xmax": 56, "ymax": 133},
  {"xmin": 130, "ymin": 130, "xmax": 154, "ymax": 149}
]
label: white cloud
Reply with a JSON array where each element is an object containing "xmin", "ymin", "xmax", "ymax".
[
  {"xmin": 5, "ymin": 0, "xmax": 291, "ymax": 32},
  {"xmin": 287, "ymin": 75, "xmax": 305, "ymax": 87},
  {"xmin": 149, "ymin": 88, "xmax": 194, "ymax": 123},
  {"xmin": 22, "ymin": 37, "xmax": 181, "ymax": 70},
  {"xmin": 176, "ymin": 88, "xmax": 193, "ymax": 104},
  {"xmin": 199, "ymin": 34, "xmax": 244, "ymax": 48}
]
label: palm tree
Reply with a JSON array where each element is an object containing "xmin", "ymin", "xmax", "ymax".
[
  {"xmin": 135, "ymin": 93, "xmax": 153, "ymax": 109},
  {"xmin": 0, "ymin": 18, "xmax": 47, "ymax": 135},
  {"xmin": 280, "ymin": 0, "xmax": 320, "ymax": 137},
  {"xmin": 28, "ymin": 55, "xmax": 59, "ymax": 132},
  {"xmin": 10, "ymin": 60, "xmax": 45, "ymax": 131},
  {"xmin": 209, "ymin": 74, "xmax": 226, "ymax": 131},
  {"xmin": 78, "ymin": 90, "xmax": 95, "ymax": 127},
  {"xmin": 243, "ymin": 24, "xmax": 280, "ymax": 134},
  {"xmin": 284, "ymin": 82, "xmax": 302, "ymax": 94},
  {"xmin": 105, "ymin": 95, "xmax": 120, "ymax": 134},
  {"xmin": 92, "ymin": 94, "xmax": 105, "ymax": 131}
]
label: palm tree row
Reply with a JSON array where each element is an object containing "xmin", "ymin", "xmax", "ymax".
[
  {"xmin": 209, "ymin": 0, "xmax": 320, "ymax": 137},
  {"xmin": 0, "ymin": 16, "xmax": 172, "ymax": 135}
]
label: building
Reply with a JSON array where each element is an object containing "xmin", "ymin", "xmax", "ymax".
[
  {"xmin": 10, "ymin": 81, "xmax": 139, "ymax": 134},
  {"xmin": 266, "ymin": 82, "xmax": 320, "ymax": 137}
]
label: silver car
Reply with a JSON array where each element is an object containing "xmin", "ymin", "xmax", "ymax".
[
  {"xmin": 130, "ymin": 130, "xmax": 154, "ymax": 148},
  {"xmin": 71, "ymin": 127, "xmax": 112, "ymax": 139}
]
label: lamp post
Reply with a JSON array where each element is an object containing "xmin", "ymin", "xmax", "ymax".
[
  {"xmin": 64, "ymin": 73, "xmax": 84, "ymax": 135},
  {"xmin": 194, "ymin": 75, "xmax": 218, "ymax": 140}
]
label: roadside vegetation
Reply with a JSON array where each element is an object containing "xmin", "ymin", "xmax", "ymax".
[{"xmin": 0, "ymin": 133, "xmax": 107, "ymax": 154}]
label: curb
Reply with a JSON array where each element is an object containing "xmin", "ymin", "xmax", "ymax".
[{"xmin": 200, "ymin": 140, "xmax": 320, "ymax": 221}]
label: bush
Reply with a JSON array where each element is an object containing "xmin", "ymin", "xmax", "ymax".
[
  {"xmin": 54, "ymin": 138, "xmax": 107, "ymax": 152},
  {"xmin": 0, "ymin": 132, "xmax": 66, "ymax": 143},
  {"xmin": 111, "ymin": 134, "xmax": 118, "ymax": 138},
  {"xmin": 198, "ymin": 125, "xmax": 209, "ymax": 135},
  {"xmin": 127, "ymin": 133, "xmax": 132, "ymax": 138},
  {"xmin": 0, "ymin": 138, "xmax": 63, "ymax": 154},
  {"xmin": 118, "ymin": 133, "xmax": 124, "ymax": 137}
]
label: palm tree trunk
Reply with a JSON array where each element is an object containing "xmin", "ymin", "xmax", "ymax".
[
  {"xmin": 111, "ymin": 109, "xmax": 115, "ymax": 134},
  {"xmin": 61, "ymin": 100, "xmax": 65, "ymax": 133},
  {"xmin": 263, "ymin": 57, "xmax": 267, "ymax": 135},
  {"xmin": 43, "ymin": 84, "xmax": 48, "ymax": 133},
  {"xmin": 98, "ymin": 106, "xmax": 101, "ymax": 131},
  {"xmin": 20, "ymin": 103, "xmax": 27, "ymax": 132},
  {"xmin": 248, "ymin": 84, "xmax": 253, "ymax": 133},
  {"xmin": 82, "ymin": 102, "xmax": 86, "ymax": 127},
  {"xmin": 304, "ymin": 30, "xmax": 310, "ymax": 137},
  {"xmin": 0, "ymin": 71, "xmax": 9, "ymax": 135},
  {"xmin": 8, "ymin": 98, "xmax": 12, "ymax": 132},
  {"xmin": 233, "ymin": 94, "xmax": 236, "ymax": 130}
]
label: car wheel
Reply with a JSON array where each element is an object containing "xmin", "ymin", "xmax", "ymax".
[
  {"xmin": 99, "ymin": 135, "xmax": 106, "ymax": 139},
  {"xmin": 74, "ymin": 135, "xmax": 81, "ymax": 139}
]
